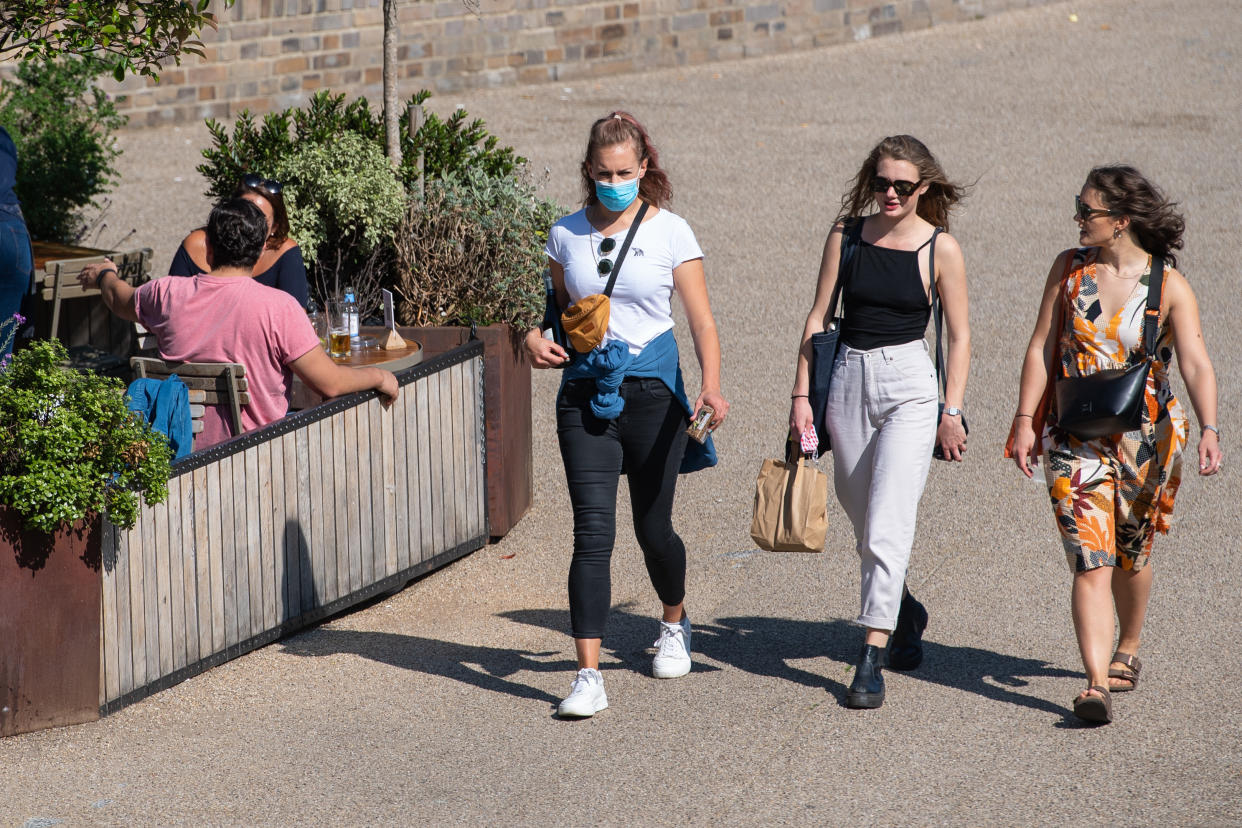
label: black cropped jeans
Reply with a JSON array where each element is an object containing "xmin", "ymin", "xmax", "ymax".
[{"xmin": 556, "ymin": 377, "xmax": 690, "ymax": 639}]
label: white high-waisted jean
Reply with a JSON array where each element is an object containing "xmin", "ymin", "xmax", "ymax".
[{"xmin": 827, "ymin": 339, "xmax": 939, "ymax": 632}]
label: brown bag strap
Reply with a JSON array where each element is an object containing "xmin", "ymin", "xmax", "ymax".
[{"xmin": 601, "ymin": 201, "xmax": 649, "ymax": 298}]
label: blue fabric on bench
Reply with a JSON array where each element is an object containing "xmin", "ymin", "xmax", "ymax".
[{"xmin": 126, "ymin": 375, "xmax": 193, "ymax": 460}]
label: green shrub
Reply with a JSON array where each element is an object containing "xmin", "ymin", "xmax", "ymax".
[
  {"xmin": 195, "ymin": 89, "xmax": 531, "ymax": 317},
  {"xmin": 271, "ymin": 132, "xmax": 407, "ymax": 307},
  {"xmin": 394, "ymin": 168, "xmax": 561, "ymax": 329},
  {"xmin": 196, "ymin": 89, "xmax": 522, "ymax": 199},
  {"xmin": 0, "ymin": 57, "xmax": 126, "ymax": 242},
  {"xmin": 0, "ymin": 340, "xmax": 171, "ymax": 533}
]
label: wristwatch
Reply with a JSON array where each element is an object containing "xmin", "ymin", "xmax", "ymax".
[{"xmin": 942, "ymin": 406, "xmax": 964, "ymax": 417}]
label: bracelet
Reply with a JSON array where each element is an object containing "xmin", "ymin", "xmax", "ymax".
[
  {"xmin": 1014, "ymin": 413, "xmax": 1034, "ymax": 420},
  {"xmin": 791, "ymin": 394, "xmax": 809, "ymax": 399},
  {"xmin": 96, "ymin": 268, "xmax": 117, "ymax": 287},
  {"xmin": 1202, "ymin": 424, "xmax": 1220, "ymax": 439}
]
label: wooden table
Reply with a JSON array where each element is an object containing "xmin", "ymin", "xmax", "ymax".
[
  {"xmin": 290, "ymin": 326, "xmax": 424, "ymax": 410},
  {"xmin": 32, "ymin": 241, "xmax": 111, "ymax": 273},
  {"xmin": 328, "ymin": 326, "xmax": 424, "ymax": 371}
]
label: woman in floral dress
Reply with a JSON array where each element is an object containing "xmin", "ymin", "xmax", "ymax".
[{"xmin": 1008, "ymin": 165, "xmax": 1221, "ymax": 724}]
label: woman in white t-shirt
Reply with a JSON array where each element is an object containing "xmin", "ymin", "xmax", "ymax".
[{"xmin": 525, "ymin": 111, "xmax": 729, "ymax": 719}]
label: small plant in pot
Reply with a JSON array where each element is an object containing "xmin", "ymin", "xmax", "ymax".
[
  {"xmin": 0, "ymin": 336, "xmax": 172, "ymax": 561},
  {"xmin": 0, "ymin": 332, "xmax": 173, "ymax": 738}
]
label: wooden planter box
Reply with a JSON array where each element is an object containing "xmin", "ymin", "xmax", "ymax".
[
  {"xmin": 0, "ymin": 510, "xmax": 102, "ymax": 737},
  {"xmin": 2, "ymin": 343, "xmax": 488, "ymax": 737},
  {"xmin": 399, "ymin": 323, "xmax": 532, "ymax": 540}
]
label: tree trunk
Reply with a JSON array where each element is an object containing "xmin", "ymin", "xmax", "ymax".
[{"xmin": 383, "ymin": 0, "xmax": 400, "ymax": 167}]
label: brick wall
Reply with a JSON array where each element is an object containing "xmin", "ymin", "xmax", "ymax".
[{"xmin": 98, "ymin": 0, "xmax": 1055, "ymax": 127}]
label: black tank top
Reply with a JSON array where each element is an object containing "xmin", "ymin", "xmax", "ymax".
[{"xmin": 839, "ymin": 235, "xmax": 934, "ymax": 350}]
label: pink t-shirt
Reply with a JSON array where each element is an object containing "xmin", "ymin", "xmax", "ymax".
[{"xmin": 134, "ymin": 274, "xmax": 321, "ymax": 448}]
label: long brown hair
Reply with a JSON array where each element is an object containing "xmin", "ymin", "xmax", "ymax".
[
  {"xmin": 1086, "ymin": 165, "xmax": 1184, "ymax": 268},
  {"xmin": 579, "ymin": 111, "xmax": 673, "ymax": 208},
  {"xmin": 233, "ymin": 176, "xmax": 291, "ymax": 248},
  {"xmin": 837, "ymin": 135, "xmax": 965, "ymax": 231}
]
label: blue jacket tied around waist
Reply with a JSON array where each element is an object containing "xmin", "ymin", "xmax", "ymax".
[
  {"xmin": 561, "ymin": 329, "xmax": 717, "ymax": 473},
  {"xmin": 127, "ymin": 375, "xmax": 193, "ymax": 460}
]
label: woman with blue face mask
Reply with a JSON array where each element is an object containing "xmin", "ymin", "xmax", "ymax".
[{"xmin": 525, "ymin": 111, "xmax": 730, "ymax": 718}]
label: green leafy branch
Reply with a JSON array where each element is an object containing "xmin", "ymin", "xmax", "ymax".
[{"xmin": 0, "ymin": 0, "xmax": 235, "ymax": 82}]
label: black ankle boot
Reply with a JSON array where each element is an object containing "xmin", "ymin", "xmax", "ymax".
[
  {"xmin": 888, "ymin": 592, "xmax": 928, "ymax": 672},
  {"xmin": 846, "ymin": 644, "xmax": 885, "ymax": 709}
]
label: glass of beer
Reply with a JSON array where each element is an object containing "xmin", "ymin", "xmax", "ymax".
[{"xmin": 326, "ymin": 301, "xmax": 351, "ymax": 358}]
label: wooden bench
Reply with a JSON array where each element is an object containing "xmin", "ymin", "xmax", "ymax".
[
  {"xmin": 130, "ymin": 357, "xmax": 249, "ymax": 446},
  {"xmin": 33, "ymin": 247, "xmax": 154, "ymax": 372},
  {"xmin": 41, "ymin": 248, "xmax": 152, "ymax": 338}
]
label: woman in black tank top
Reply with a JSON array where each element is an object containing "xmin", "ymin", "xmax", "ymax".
[{"xmin": 788, "ymin": 135, "xmax": 971, "ymax": 710}]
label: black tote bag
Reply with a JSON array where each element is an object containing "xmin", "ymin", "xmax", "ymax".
[{"xmin": 808, "ymin": 218, "xmax": 863, "ymax": 451}]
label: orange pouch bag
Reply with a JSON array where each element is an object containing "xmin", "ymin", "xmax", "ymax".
[
  {"xmin": 561, "ymin": 294, "xmax": 611, "ymax": 353},
  {"xmin": 561, "ymin": 202, "xmax": 648, "ymax": 354}
]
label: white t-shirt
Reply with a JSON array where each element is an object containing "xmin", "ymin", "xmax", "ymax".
[{"xmin": 545, "ymin": 207, "xmax": 704, "ymax": 354}]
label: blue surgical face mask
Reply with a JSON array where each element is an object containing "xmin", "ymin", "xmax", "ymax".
[{"xmin": 594, "ymin": 177, "xmax": 640, "ymax": 212}]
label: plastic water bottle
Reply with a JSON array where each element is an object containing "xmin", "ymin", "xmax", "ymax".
[{"xmin": 343, "ymin": 286, "xmax": 360, "ymax": 338}]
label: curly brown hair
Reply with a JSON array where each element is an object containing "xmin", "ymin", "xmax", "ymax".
[
  {"xmin": 1085, "ymin": 165, "xmax": 1184, "ymax": 268},
  {"xmin": 837, "ymin": 135, "xmax": 965, "ymax": 232},
  {"xmin": 579, "ymin": 111, "xmax": 672, "ymax": 209}
]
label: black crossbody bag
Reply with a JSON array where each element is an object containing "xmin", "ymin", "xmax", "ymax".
[
  {"xmin": 1055, "ymin": 257, "xmax": 1164, "ymax": 440},
  {"xmin": 927, "ymin": 228, "xmax": 969, "ymax": 460}
]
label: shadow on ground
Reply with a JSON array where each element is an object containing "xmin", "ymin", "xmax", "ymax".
[
  {"xmin": 281, "ymin": 608, "xmax": 1080, "ymax": 717},
  {"xmin": 280, "ymin": 629, "xmax": 569, "ymax": 704},
  {"xmin": 503, "ymin": 609, "xmax": 1081, "ymax": 716}
]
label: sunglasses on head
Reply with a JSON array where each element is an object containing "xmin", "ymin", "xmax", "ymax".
[
  {"xmin": 243, "ymin": 173, "xmax": 284, "ymax": 195},
  {"xmin": 597, "ymin": 237, "xmax": 617, "ymax": 275},
  {"xmin": 870, "ymin": 177, "xmax": 920, "ymax": 197},
  {"xmin": 1074, "ymin": 195, "xmax": 1120, "ymax": 222}
]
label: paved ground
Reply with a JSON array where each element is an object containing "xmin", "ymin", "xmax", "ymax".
[{"xmin": 4, "ymin": 0, "xmax": 1242, "ymax": 824}]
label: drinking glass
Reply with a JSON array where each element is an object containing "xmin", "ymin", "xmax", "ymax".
[
  {"xmin": 308, "ymin": 310, "xmax": 328, "ymax": 348},
  {"xmin": 326, "ymin": 301, "xmax": 351, "ymax": 358}
]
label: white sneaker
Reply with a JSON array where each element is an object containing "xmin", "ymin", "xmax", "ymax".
[
  {"xmin": 557, "ymin": 668, "xmax": 608, "ymax": 718},
  {"xmin": 652, "ymin": 615, "xmax": 692, "ymax": 679}
]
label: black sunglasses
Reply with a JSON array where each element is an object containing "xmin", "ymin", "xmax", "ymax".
[
  {"xmin": 1074, "ymin": 195, "xmax": 1120, "ymax": 222},
  {"xmin": 597, "ymin": 237, "xmax": 616, "ymax": 275},
  {"xmin": 243, "ymin": 173, "xmax": 284, "ymax": 195},
  {"xmin": 870, "ymin": 176, "xmax": 920, "ymax": 197}
]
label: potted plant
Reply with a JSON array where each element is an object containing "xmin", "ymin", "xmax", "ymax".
[
  {"xmin": 393, "ymin": 167, "xmax": 561, "ymax": 538},
  {"xmin": 0, "ymin": 335, "xmax": 172, "ymax": 737},
  {"xmin": 196, "ymin": 91, "xmax": 561, "ymax": 539}
]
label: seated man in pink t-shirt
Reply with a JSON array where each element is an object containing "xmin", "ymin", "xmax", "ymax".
[{"xmin": 82, "ymin": 198, "xmax": 398, "ymax": 449}]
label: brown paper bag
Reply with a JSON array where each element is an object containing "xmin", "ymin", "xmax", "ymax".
[{"xmin": 749, "ymin": 456, "xmax": 828, "ymax": 553}]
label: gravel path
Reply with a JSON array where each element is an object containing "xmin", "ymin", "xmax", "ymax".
[{"xmin": 3, "ymin": 0, "xmax": 1241, "ymax": 824}]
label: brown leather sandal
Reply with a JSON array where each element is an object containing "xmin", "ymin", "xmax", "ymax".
[
  {"xmin": 1073, "ymin": 685, "xmax": 1113, "ymax": 724},
  {"xmin": 1108, "ymin": 651, "xmax": 1142, "ymax": 692}
]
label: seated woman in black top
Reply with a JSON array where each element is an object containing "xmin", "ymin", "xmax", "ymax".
[{"xmin": 170, "ymin": 174, "xmax": 309, "ymax": 308}]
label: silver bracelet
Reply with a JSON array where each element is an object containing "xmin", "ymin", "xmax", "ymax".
[{"xmin": 1202, "ymin": 424, "xmax": 1220, "ymax": 439}]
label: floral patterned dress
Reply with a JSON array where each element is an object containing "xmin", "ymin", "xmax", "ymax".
[{"xmin": 1043, "ymin": 248, "xmax": 1188, "ymax": 572}]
